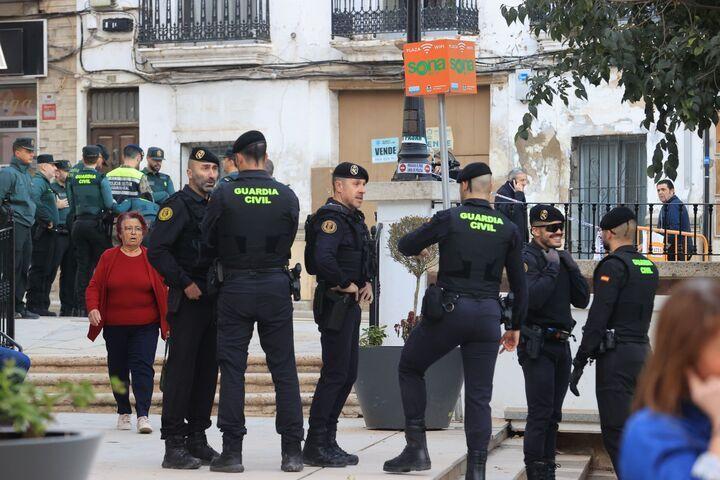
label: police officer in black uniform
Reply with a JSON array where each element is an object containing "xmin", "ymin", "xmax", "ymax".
[
  {"xmin": 147, "ymin": 146, "xmax": 220, "ymax": 470},
  {"xmin": 521, "ymin": 205, "xmax": 590, "ymax": 480},
  {"xmin": 201, "ymin": 130, "xmax": 304, "ymax": 474},
  {"xmin": 67, "ymin": 145, "xmax": 115, "ymax": 316},
  {"xmin": 569, "ymin": 206, "xmax": 658, "ymax": 474},
  {"xmin": 383, "ymin": 163, "xmax": 528, "ymax": 480},
  {"xmin": 303, "ymin": 162, "xmax": 373, "ymax": 468}
]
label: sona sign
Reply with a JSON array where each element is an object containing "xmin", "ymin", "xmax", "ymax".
[{"xmin": 403, "ymin": 39, "xmax": 477, "ymax": 97}]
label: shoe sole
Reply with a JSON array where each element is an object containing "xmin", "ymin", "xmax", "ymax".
[
  {"xmin": 383, "ymin": 464, "xmax": 431, "ymax": 473},
  {"xmin": 281, "ymin": 466, "xmax": 305, "ymax": 472},
  {"xmin": 138, "ymin": 429, "xmax": 153, "ymax": 434},
  {"xmin": 209, "ymin": 465, "xmax": 245, "ymax": 473},
  {"xmin": 302, "ymin": 460, "xmax": 347, "ymax": 468},
  {"xmin": 161, "ymin": 462, "xmax": 202, "ymax": 470}
]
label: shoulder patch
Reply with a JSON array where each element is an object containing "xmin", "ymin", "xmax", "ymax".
[
  {"xmin": 158, "ymin": 207, "xmax": 173, "ymax": 221},
  {"xmin": 524, "ymin": 262, "xmax": 529, "ymax": 272},
  {"xmin": 321, "ymin": 219, "xmax": 337, "ymax": 234},
  {"xmin": 600, "ymin": 275, "xmax": 611, "ymax": 283}
]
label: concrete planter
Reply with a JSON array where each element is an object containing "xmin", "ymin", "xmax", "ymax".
[
  {"xmin": 355, "ymin": 346, "xmax": 463, "ymax": 430},
  {"xmin": 0, "ymin": 429, "xmax": 101, "ymax": 480}
]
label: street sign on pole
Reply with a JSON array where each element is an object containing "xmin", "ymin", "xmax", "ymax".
[{"xmin": 403, "ymin": 39, "xmax": 477, "ymax": 209}]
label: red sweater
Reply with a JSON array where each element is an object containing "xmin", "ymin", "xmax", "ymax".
[{"xmin": 86, "ymin": 246, "xmax": 169, "ymax": 341}]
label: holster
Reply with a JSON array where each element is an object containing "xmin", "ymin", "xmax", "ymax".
[
  {"xmin": 521, "ymin": 325, "xmax": 544, "ymax": 360},
  {"xmin": 288, "ymin": 263, "xmax": 302, "ymax": 301},
  {"xmin": 207, "ymin": 260, "xmax": 224, "ymax": 296},
  {"xmin": 323, "ymin": 288, "xmax": 351, "ymax": 332},
  {"xmin": 421, "ymin": 284, "xmax": 446, "ymax": 322},
  {"xmin": 499, "ymin": 293, "xmax": 514, "ymax": 330},
  {"xmin": 596, "ymin": 329, "xmax": 617, "ymax": 356}
]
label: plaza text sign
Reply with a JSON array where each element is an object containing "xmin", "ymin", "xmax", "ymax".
[{"xmin": 403, "ymin": 39, "xmax": 477, "ymax": 97}]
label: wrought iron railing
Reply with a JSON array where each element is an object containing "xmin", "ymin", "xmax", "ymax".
[
  {"xmin": 138, "ymin": 0, "xmax": 270, "ymax": 45},
  {"xmin": 0, "ymin": 218, "xmax": 14, "ymax": 343},
  {"xmin": 331, "ymin": 0, "xmax": 479, "ymax": 39}
]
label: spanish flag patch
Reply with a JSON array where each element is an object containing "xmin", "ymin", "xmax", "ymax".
[{"xmin": 600, "ymin": 275, "xmax": 610, "ymax": 283}]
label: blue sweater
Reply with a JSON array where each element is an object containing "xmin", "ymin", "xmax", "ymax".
[{"xmin": 620, "ymin": 404, "xmax": 712, "ymax": 479}]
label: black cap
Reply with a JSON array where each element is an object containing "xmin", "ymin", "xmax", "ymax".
[
  {"xmin": 224, "ymin": 148, "xmax": 234, "ymax": 159},
  {"xmin": 82, "ymin": 145, "xmax": 101, "ymax": 158},
  {"xmin": 233, "ymin": 130, "xmax": 266, "ymax": 153},
  {"xmin": 96, "ymin": 144, "xmax": 110, "ymax": 161},
  {"xmin": 54, "ymin": 160, "xmax": 71, "ymax": 171},
  {"xmin": 333, "ymin": 162, "xmax": 369, "ymax": 182},
  {"xmin": 599, "ymin": 206, "xmax": 636, "ymax": 231},
  {"xmin": 189, "ymin": 146, "xmax": 219, "ymax": 165},
  {"xmin": 36, "ymin": 154, "xmax": 55, "ymax": 164},
  {"xmin": 147, "ymin": 147, "xmax": 165, "ymax": 160},
  {"xmin": 13, "ymin": 137, "xmax": 35, "ymax": 152},
  {"xmin": 530, "ymin": 204, "xmax": 565, "ymax": 226},
  {"xmin": 457, "ymin": 162, "xmax": 492, "ymax": 182}
]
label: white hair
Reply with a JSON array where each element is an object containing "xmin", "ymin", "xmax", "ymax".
[{"xmin": 507, "ymin": 168, "xmax": 526, "ymax": 181}]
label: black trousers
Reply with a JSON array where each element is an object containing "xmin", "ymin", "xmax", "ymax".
[
  {"xmin": 26, "ymin": 227, "xmax": 56, "ymax": 312},
  {"xmin": 216, "ymin": 273, "xmax": 303, "ymax": 442},
  {"xmin": 103, "ymin": 323, "xmax": 159, "ymax": 417},
  {"xmin": 73, "ymin": 218, "xmax": 110, "ymax": 310},
  {"xmin": 596, "ymin": 343, "xmax": 650, "ymax": 475},
  {"xmin": 49, "ymin": 232, "xmax": 76, "ymax": 313},
  {"xmin": 399, "ymin": 298, "xmax": 500, "ymax": 451},
  {"xmin": 519, "ymin": 339, "xmax": 571, "ymax": 464},
  {"xmin": 308, "ymin": 302, "xmax": 361, "ymax": 432},
  {"xmin": 13, "ymin": 223, "xmax": 32, "ymax": 312},
  {"xmin": 160, "ymin": 292, "xmax": 218, "ymax": 439}
]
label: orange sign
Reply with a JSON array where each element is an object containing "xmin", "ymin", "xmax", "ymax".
[{"xmin": 403, "ymin": 39, "xmax": 477, "ymax": 97}]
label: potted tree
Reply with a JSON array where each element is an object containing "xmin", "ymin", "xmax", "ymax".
[
  {"xmin": 0, "ymin": 361, "xmax": 102, "ymax": 480},
  {"xmin": 354, "ymin": 216, "xmax": 464, "ymax": 430}
]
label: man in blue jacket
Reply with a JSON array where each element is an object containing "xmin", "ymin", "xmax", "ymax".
[{"xmin": 656, "ymin": 179, "xmax": 692, "ymax": 261}]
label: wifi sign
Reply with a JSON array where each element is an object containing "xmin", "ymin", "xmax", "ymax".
[{"xmin": 403, "ymin": 39, "xmax": 477, "ymax": 97}]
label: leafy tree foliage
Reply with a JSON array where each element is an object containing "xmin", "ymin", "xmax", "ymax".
[{"xmin": 502, "ymin": 0, "xmax": 720, "ymax": 180}]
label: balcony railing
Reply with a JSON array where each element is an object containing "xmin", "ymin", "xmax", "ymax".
[
  {"xmin": 331, "ymin": 0, "xmax": 479, "ymax": 39},
  {"xmin": 139, "ymin": 0, "xmax": 270, "ymax": 45}
]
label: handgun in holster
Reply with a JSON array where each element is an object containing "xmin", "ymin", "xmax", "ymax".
[
  {"xmin": 521, "ymin": 324, "xmax": 544, "ymax": 360},
  {"xmin": 288, "ymin": 263, "xmax": 302, "ymax": 301},
  {"xmin": 499, "ymin": 293, "xmax": 514, "ymax": 330},
  {"xmin": 207, "ymin": 260, "xmax": 224, "ymax": 296},
  {"xmin": 323, "ymin": 288, "xmax": 352, "ymax": 332},
  {"xmin": 597, "ymin": 329, "xmax": 617, "ymax": 355}
]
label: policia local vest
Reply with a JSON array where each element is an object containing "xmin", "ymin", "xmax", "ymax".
[
  {"xmin": 214, "ymin": 172, "xmax": 298, "ymax": 270},
  {"xmin": 597, "ymin": 248, "xmax": 659, "ymax": 342},
  {"xmin": 106, "ymin": 166, "xmax": 144, "ymax": 203},
  {"xmin": 71, "ymin": 168, "xmax": 106, "ymax": 217},
  {"xmin": 438, "ymin": 202, "xmax": 515, "ymax": 297}
]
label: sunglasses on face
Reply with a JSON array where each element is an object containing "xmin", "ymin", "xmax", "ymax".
[{"xmin": 543, "ymin": 223, "xmax": 564, "ymax": 233}]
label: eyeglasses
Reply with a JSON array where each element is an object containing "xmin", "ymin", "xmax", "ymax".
[
  {"xmin": 543, "ymin": 223, "xmax": 564, "ymax": 233},
  {"xmin": 122, "ymin": 226, "xmax": 143, "ymax": 233}
]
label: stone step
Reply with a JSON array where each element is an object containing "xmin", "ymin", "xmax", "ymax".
[
  {"xmin": 505, "ymin": 407, "xmax": 602, "ymax": 434},
  {"xmin": 585, "ymin": 470, "xmax": 617, "ymax": 480},
  {"xmin": 437, "ymin": 421, "xmax": 510, "ymax": 480}
]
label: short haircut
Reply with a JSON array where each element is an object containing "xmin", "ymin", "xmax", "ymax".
[
  {"xmin": 116, "ymin": 211, "xmax": 148, "ymax": 239},
  {"xmin": 614, "ymin": 219, "xmax": 637, "ymax": 240},
  {"xmin": 657, "ymin": 179, "xmax": 675, "ymax": 191},
  {"xmin": 507, "ymin": 167, "xmax": 526, "ymax": 181},
  {"xmin": 83, "ymin": 154, "xmax": 99, "ymax": 164},
  {"xmin": 123, "ymin": 145, "xmax": 143, "ymax": 160},
  {"xmin": 240, "ymin": 142, "xmax": 267, "ymax": 164},
  {"xmin": 468, "ymin": 174, "xmax": 492, "ymax": 193}
]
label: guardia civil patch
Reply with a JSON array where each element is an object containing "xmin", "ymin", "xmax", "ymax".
[
  {"xmin": 321, "ymin": 220, "xmax": 337, "ymax": 234},
  {"xmin": 158, "ymin": 207, "xmax": 173, "ymax": 221}
]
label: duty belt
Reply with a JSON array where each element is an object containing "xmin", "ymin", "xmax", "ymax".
[
  {"xmin": 528, "ymin": 324, "xmax": 572, "ymax": 342},
  {"xmin": 224, "ymin": 267, "xmax": 287, "ymax": 278}
]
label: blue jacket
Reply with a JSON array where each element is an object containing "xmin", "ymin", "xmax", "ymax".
[
  {"xmin": 658, "ymin": 195, "xmax": 691, "ymax": 232},
  {"xmin": 620, "ymin": 404, "xmax": 712, "ymax": 479},
  {"xmin": 0, "ymin": 157, "xmax": 36, "ymax": 227},
  {"xmin": 117, "ymin": 197, "xmax": 159, "ymax": 225}
]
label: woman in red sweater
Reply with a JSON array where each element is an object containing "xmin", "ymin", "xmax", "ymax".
[{"xmin": 86, "ymin": 212, "xmax": 169, "ymax": 434}]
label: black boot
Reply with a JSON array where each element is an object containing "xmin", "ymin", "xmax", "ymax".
[
  {"xmin": 525, "ymin": 460, "xmax": 547, "ymax": 480},
  {"xmin": 465, "ymin": 450, "xmax": 487, "ymax": 480},
  {"xmin": 281, "ymin": 437, "xmax": 304, "ymax": 472},
  {"xmin": 210, "ymin": 436, "xmax": 244, "ymax": 473},
  {"xmin": 302, "ymin": 427, "xmax": 346, "ymax": 467},
  {"xmin": 382, "ymin": 419, "xmax": 431, "ymax": 473},
  {"xmin": 544, "ymin": 460, "xmax": 558, "ymax": 480},
  {"xmin": 328, "ymin": 426, "xmax": 359, "ymax": 466},
  {"xmin": 186, "ymin": 432, "xmax": 220, "ymax": 465},
  {"xmin": 162, "ymin": 435, "xmax": 202, "ymax": 470}
]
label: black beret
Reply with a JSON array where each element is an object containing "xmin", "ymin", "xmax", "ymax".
[
  {"xmin": 599, "ymin": 206, "xmax": 636, "ymax": 231},
  {"xmin": 54, "ymin": 160, "xmax": 71, "ymax": 171},
  {"xmin": 147, "ymin": 147, "xmax": 165, "ymax": 160},
  {"xmin": 233, "ymin": 130, "xmax": 266, "ymax": 153},
  {"xmin": 224, "ymin": 148, "xmax": 234, "ymax": 159},
  {"xmin": 457, "ymin": 162, "xmax": 492, "ymax": 182},
  {"xmin": 82, "ymin": 145, "xmax": 101, "ymax": 158},
  {"xmin": 189, "ymin": 146, "xmax": 219, "ymax": 165},
  {"xmin": 36, "ymin": 154, "xmax": 55, "ymax": 164},
  {"xmin": 96, "ymin": 144, "xmax": 110, "ymax": 161},
  {"xmin": 529, "ymin": 204, "xmax": 565, "ymax": 225},
  {"xmin": 13, "ymin": 137, "xmax": 35, "ymax": 152},
  {"xmin": 333, "ymin": 162, "xmax": 369, "ymax": 182}
]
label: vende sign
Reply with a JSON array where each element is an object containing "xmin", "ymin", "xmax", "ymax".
[{"xmin": 403, "ymin": 39, "xmax": 477, "ymax": 97}]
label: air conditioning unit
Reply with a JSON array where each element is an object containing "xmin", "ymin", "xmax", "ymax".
[{"xmin": 88, "ymin": 0, "xmax": 117, "ymax": 9}]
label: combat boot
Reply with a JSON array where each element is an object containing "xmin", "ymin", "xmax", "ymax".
[
  {"xmin": 161, "ymin": 435, "xmax": 202, "ymax": 470},
  {"xmin": 302, "ymin": 427, "xmax": 346, "ymax": 467},
  {"xmin": 281, "ymin": 437, "xmax": 304, "ymax": 472},
  {"xmin": 186, "ymin": 431, "xmax": 220, "ymax": 465},
  {"xmin": 525, "ymin": 460, "xmax": 547, "ymax": 480},
  {"xmin": 210, "ymin": 435, "xmax": 244, "ymax": 473},
  {"xmin": 544, "ymin": 460, "xmax": 559, "ymax": 480},
  {"xmin": 382, "ymin": 419, "xmax": 431, "ymax": 473},
  {"xmin": 328, "ymin": 425, "xmax": 359, "ymax": 465},
  {"xmin": 465, "ymin": 450, "xmax": 487, "ymax": 480}
]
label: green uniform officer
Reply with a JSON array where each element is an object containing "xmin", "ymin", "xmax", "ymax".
[
  {"xmin": 106, "ymin": 144, "xmax": 153, "ymax": 204},
  {"xmin": 67, "ymin": 145, "xmax": 116, "ymax": 316},
  {"xmin": 117, "ymin": 193, "xmax": 160, "ymax": 227},
  {"xmin": 143, "ymin": 147, "xmax": 175, "ymax": 204},
  {"xmin": 0, "ymin": 137, "xmax": 38, "ymax": 318},
  {"xmin": 49, "ymin": 160, "xmax": 77, "ymax": 316},
  {"xmin": 26, "ymin": 154, "xmax": 60, "ymax": 317}
]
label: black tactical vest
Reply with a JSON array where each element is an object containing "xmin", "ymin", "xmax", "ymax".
[
  {"xmin": 170, "ymin": 190, "xmax": 210, "ymax": 279},
  {"xmin": 215, "ymin": 173, "xmax": 297, "ymax": 269},
  {"xmin": 70, "ymin": 168, "xmax": 105, "ymax": 216},
  {"xmin": 600, "ymin": 249, "xmax": 658, "ymax": 342},
  {"xmin": 438, "ymin": 203, "xmax": 515, "ymax": 296}
]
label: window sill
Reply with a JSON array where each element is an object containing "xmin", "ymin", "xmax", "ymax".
[{"xmin": 138, "ymin": 42, "xmax": 272, "ymax": 69}]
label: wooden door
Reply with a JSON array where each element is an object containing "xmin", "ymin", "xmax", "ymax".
[{"xmin": 90, "ymin": 127, "xmax": 138, "ymax": 172}]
